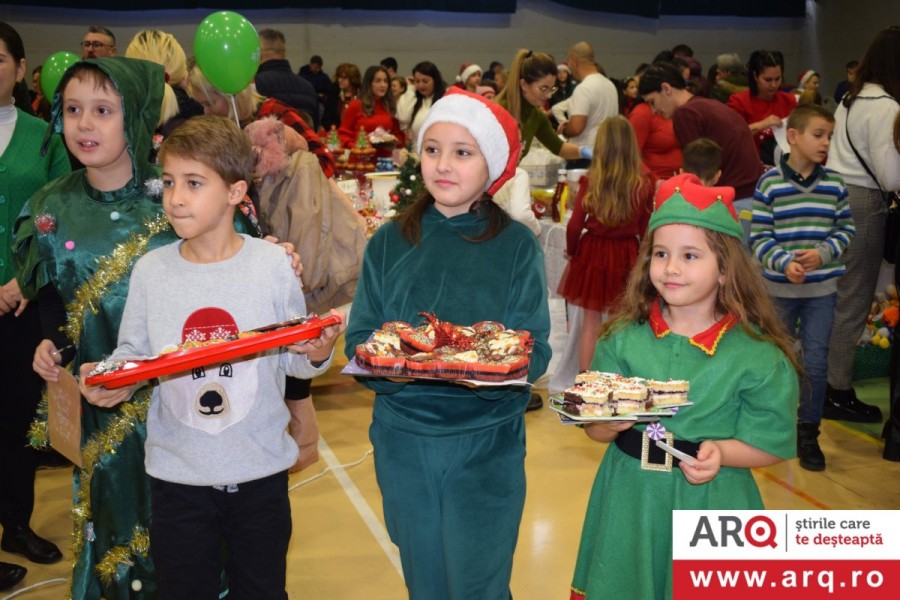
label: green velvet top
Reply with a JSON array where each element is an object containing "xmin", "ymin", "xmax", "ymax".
[{"xmin": 344, "ymin": 204, "xmax": 551, "ymax": 435}]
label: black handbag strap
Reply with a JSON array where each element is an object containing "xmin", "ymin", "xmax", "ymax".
[{"xmin": 844, "ymin": 100, "xmax": 891, "ymax": 195}]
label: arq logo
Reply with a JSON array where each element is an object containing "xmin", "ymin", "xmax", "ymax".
[{"xmin": 689, "ymin": 515, "xmax": 778, "ymax": 548}]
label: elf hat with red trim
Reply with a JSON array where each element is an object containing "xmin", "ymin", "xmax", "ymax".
[{"xmin": 649, "ymin": 173, "xmax": 742, "ymax": 238}]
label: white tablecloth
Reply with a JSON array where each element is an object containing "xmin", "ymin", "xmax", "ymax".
[{"xmin": 538, "ymin": 218, "xmax": 582, "ymax": 394}]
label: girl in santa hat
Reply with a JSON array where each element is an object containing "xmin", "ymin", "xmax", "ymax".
[{"xmin": 345, "ymin": 88, "xmax": 551, "ymax": 600}]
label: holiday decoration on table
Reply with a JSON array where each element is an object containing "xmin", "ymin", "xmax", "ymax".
[
  {"xmin": 390, "ymin": 150, "xmax": 425, "ymax": 214},
  {"xmin": 326, "ymin": 126, "xmax": 341, "ymax": 152}
]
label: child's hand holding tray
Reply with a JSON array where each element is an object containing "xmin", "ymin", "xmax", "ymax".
[{"xmin": 84, "ymin": 314, "xmax": 342, "ymax": 389}]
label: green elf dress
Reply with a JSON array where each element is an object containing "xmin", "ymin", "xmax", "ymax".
[
  {"xmin": 13, "ymin": 57, "xmax": 256, "ymax": 599},
  {"xmin": 570, "ymin": 174, "xmax": 799, "ymax": 600}
]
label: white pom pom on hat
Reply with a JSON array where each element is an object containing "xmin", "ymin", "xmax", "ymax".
[{"xmin": 417, "ymin": 87, "xmax": 521, "ymax": 196}]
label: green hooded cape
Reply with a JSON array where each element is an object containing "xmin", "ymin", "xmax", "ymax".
[{"xmin": 15, "ymin": 57, "xmax": 175, "ymax": 600}]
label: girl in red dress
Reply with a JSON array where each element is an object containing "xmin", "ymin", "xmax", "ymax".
[{"xmin": 557, "ymin": 115, "xmax": 656, "ymax": 370}]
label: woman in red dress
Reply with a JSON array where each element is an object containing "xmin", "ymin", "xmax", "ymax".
[
  {"xmin": 338, "ymin": 65, "xmax": 405, "ymax": 153},
  {"xmin": 726, "ymin": 50, "xmax": 797, "ymax": 165}
]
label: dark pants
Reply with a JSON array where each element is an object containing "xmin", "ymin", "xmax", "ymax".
[
  {"xmin": 0, "ymin": 304, "xmax": 43, "ymax": 531},
  {"xmin": 774, "ymin": 294, "xmax": 836, "ymax": 424},
  {"xmin": 149, "ymin": 471, "xmax": 291, "ymax": 600}
]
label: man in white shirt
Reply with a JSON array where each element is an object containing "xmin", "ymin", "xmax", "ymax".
[{"xmin": 559, "ymin": 41, "xmax": 618, "ymax": 168}]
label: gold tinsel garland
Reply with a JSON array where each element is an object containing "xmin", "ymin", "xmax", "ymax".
[
  {"xmin": 72, "ymin": 388, "xmax": 151, "ymax": 555},
  {"xmin": 27, "ymin": 214, "xmax": 170, "ymax": 588},
  {"xmin": 28, "ymin": 392, "xmax": 50, "ymax": 448},
  {"xmin": 65, "ymin": 214, "xmax": 171, "ymax": 342},
  {"xmin": 96, "ymin": 527, "xmax": 151, "ymax": 585}
]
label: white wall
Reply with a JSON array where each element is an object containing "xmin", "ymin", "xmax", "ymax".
[{"xmin": 0, "ymin": 0, "xmax": 894, "ymax": 93}]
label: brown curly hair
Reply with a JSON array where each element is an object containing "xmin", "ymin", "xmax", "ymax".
[{"xmin": 600, "ymin": 227, "xmax": 802, "ymax": 374}]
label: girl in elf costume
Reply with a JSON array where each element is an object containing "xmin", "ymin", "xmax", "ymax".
[
  {"xmin": 569, "ymin": 173, "xmax": 799, "ymax": 600},
  {"xmin": 344, "ymin": 88, "xmax": 551, "ymax": 600},
  {"xmin": 15, "ymin": 58, "xmax": 257, "ymax": 599}
]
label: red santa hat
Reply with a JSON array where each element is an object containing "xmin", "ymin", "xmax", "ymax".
[
  {"xmin": 417, "ymin": 87, "xmax": 521, "ymax": 196},
  {"xmin": 797, "ymin": 69, "xmax": 817, "ymax": 88},
  {"xmin": 457, "ymin": 62, "xmax": 483, "ymax": 84}
]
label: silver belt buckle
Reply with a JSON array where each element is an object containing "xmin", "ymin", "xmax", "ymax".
[{"xmin": 640, "ymin": 430, "xmax": 673, "ymax": 472}]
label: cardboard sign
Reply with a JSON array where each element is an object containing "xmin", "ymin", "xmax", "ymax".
[{"xmin": 47, "ymin": 369, "xmax": 83, "ymax": 468}]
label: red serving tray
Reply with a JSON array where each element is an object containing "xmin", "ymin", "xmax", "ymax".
[{"xmin": 84, "ymin": 314, "xmax": 342, "ymax": 389}]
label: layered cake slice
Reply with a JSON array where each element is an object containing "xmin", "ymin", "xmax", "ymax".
[
  {"xmin": 561, "ymin": 381, "xmax": 614, "ymax": 417},
  {"xmin": 647, "ymin": 378, "xmax": 690, "ymax": 407},
  {"xmin": 609, "ymin": 378, "xmax": 650, "ymax": 415}
]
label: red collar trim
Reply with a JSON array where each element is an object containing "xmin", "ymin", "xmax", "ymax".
[{"xmin": 648, "ymin": 299, "xmax": 738, "ymax": 356}]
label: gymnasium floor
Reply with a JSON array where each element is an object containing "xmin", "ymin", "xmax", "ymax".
[{"xmin": 3, "ymin": 341, "xmax": 899, "ymax": 600}]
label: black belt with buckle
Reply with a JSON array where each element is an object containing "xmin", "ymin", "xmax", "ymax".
[{"xmin": 615, "ymin": 427, "xmax": 701, "ymax": 472}]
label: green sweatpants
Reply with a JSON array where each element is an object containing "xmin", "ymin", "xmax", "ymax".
[{"xmin": 370, "ymin": 416, "xmax": 526, "ymax": 600}]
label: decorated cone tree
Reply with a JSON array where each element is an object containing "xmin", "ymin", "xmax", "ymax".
[
  {"xmin": 326, "ymin": 126, "xmax": 340, "ymax": 152},
  {"xmin": 391, "ymin": 152, "xmax": 425, "ymax": 214}
]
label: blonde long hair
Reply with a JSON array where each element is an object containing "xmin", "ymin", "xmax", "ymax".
[
  {"xmin": 187, "ymin": 65, "xmax": 265, "ymax": 125},
  {"xmin": 582, "ymin": 116, "xmax": 645, "ymax": 226},
  {"xmin": 125, "ymin": 29, "xmax": 186, "ymax": 127},
  {"xmin": 601, "ymin": 228, "xmax": 802, "ymax": 373}
]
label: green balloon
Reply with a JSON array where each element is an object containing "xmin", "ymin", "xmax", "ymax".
[
  {"xmin": 41, "ymin": 51, "xmax": 80, "ymax": 100},
  {"xmin": 193, "ymin": 11, "xmax": 260, "ymax": 95}
]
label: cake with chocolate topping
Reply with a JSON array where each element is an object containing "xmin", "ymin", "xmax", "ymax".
[{"xmin": 354, "ymin": 313, "xmax": 532, "ymax": 382}]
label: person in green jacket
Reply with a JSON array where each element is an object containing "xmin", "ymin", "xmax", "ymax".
[{"xmin": 345, "ymin": 88, "xmax": 551, "ymax": 600}]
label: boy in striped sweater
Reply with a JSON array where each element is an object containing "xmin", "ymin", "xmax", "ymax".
[{"xmin": 750, "ymin": 104, "xmax": 855, "ymax": 472}]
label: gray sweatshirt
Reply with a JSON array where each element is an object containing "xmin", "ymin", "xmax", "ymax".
[{"xmin": 111, "ymin": 235, "xmax": 330, "ymax": 485}]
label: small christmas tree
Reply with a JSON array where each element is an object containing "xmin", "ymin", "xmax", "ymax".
[
  {"xmin": 326, "ymin": 126, "xmax": 340, "ymax": 152},
  {"xmin": 390, "ymin": 151, "xmax": 425, "ymax": 215},
  {"xmin": 355, "ymin": 126, "xmax": 369, "ymax": 149}
]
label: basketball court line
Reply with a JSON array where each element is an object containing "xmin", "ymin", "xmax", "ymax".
[{"xmin": 316, "ymin": 436, "xmax": 404, "ymax": 579}]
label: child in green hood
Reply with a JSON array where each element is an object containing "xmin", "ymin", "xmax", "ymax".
[{"xmin": 15, "ymin": 57, "xmax": 264, "ymax": 599}]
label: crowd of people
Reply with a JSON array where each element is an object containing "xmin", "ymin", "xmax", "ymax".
[{"xmin": 0, "ymin": 17, "xmax": 898, "ymax": 600}]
